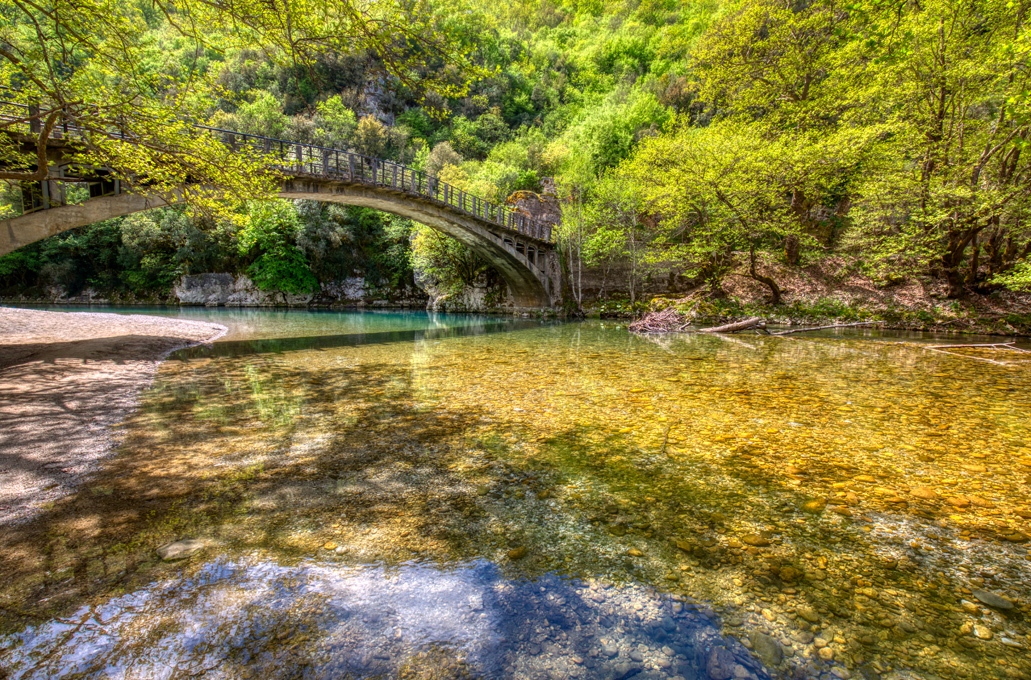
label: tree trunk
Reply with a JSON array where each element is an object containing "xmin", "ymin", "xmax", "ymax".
[
  {"xmin": 966, "ymin": 233, "xmax": 980, "ymax": 285},
  {"xmin": 747, "ymin": 244, "xmax": 782, "ymax": 305},
  {"xmin": 784, "ymin": 235, "xmax": 800, "ymax": 266},
  {"xmin": 941, "ymin": 228, "xmax": 978, "ymax": 299},
  {"xmin": 945, "ymin": 267, "xmax": 966, "ymax": 298}
]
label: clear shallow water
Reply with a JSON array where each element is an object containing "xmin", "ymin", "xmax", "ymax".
[
  {"xmin": 2, "ymin": 309, "xmax": 1030, "ymax": 680},
  {"xmin": 6, "ymin": 304, "xmax": 506, "ymax": 342},
  {"xmin": 1, "ymin": 557, "xmax": 764, "ymax": 680}
]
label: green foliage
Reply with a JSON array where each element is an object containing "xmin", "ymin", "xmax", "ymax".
[
  {"xmin": 992, "ymin": 260, "xmax": 1031, "ymax": 291},
  {"xmin": 314, "ymin": 97, "xmax": 359, "ymax": 148},
  {"xmin": 233, "ymin": 91, "xmax": 291, "ymax": 138},
  {"xmin": 449, "ymin": 110, "xmax": 511, "ymax": 160},
  {"xmin": 561, "ymin": 89, "xmax": 670, "ymax": 181},
  {"xmin": 424, "ymin": 142, "xmax": 464, "ymax": 178},
  {"xmin": 410, "ymin": 224, "xmax": 494, "ymax": 296},
  {"xmin": 238, "ymin": 202, "xmax": 319, "ymax": 294},
  {"xmin": 7, "ymin": 0, "xmax": 1031, "ymax": 313}
]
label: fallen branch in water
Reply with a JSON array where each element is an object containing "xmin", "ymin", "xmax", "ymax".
[
  {"xmin": 770, "ymin": 321, "xmax": 880, "ymax": 336},
  {"xmin": 660, "ymin": 421, "xmax": 675, "ymax": 455},
  {"xmin": 925, "ymin": 342, "xmax": 1030, "ymax": 353},
  {"xmin": 897, "ymin": 342, "xmax": 1029, "ymax": 366},
  {"xmin": 699, "ymin": 316, "xmax": 766, "ymax": 334}
]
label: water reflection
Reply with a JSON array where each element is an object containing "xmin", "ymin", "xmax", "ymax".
[
  {"xmin": 1, "ymin": 557, "xmax": 768, "ymax": 680},
  {"xmin": 174, "ymin": 318, "xmax": 547, "ymax": 359}
]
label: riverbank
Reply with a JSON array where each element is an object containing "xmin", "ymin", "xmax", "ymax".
[
  {"xmin": 0, "ymin": 307, "xmax": 226, "ymax": 526},
  {"xmin": 586, "ymin": 258, "xmax": 1031, "ymax": 337}
]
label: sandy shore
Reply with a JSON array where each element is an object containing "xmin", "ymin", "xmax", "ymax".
[{"xmin": 0, "ymin": 307, "xmax": 226, "ymax": 526}]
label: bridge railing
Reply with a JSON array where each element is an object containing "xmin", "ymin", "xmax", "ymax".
[
  {"xmin": 0, "ymin": 98, "xmax": 554, "ymax": 244},
  {"xmin": 205, "ymin": 126, "xmax": 553, "ymax": 243}
]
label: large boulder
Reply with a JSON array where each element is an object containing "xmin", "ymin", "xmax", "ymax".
[{"xmin": 174, "ymin": 273, "xmax": 236, "ymax": 305}]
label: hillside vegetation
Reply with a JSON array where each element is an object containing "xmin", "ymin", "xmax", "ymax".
[{"xmin": 1, "ymin": 0, "xmax": 1029, "ymax": 326}]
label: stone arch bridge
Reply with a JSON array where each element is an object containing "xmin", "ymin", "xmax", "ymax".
[{"xmin": 1, "ymin": 113, "xmax": 561, "ymax": 308}]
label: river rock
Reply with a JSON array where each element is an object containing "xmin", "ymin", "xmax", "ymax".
[
  {"xmin": 750, "ymin": 632, "xmax": 783, "ymax": 666},
  {"xmin": 909, "ymin": 486, "xmax": 937, "ymax": 499},
  {"xmin": 801, "ymin": 499, "xmax": 827, "ymax": 513},
  {"xmin": 508, "ymin": 546, "xmax": 527, "ymax": 560},
  {"xmin": 973, "ymin": 624, "xmax": 993, "ymax": 640},
  {"xmin": 156, "ymin": 538, "xmax": 210, "ymax": 561},
  {"xmin": 601, "ymin": 662, "xmax": 635, "ymax": 680},
  {"xmin": 705, "ymin": 646, "xmax": 737, "ymax": 680},
  {"xmin": 742, "ymin": 534, "xmax": 771, "ymax": 547},
  {"xmin": 797, "ymin": 606, "xmax": 820, "ymax": 623},
  {"xmin": 960, "ymin": 600, "xmax": 980, "ymax": 614},
  {"xmin": 971, "ymin": 588, "xmax": 1015, "ymax": 610},
  {"xmin": 779, "ymin": 566, "xmax": 803, "ymax": 582},
  {"xmin": 792, "ymin": 631, "xmax": 814, "ymax": 644}
]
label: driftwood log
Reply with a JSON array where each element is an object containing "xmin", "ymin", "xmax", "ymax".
[{"xmin": 699, "ymin": 317, "xmax": 766, "ymax": 333}]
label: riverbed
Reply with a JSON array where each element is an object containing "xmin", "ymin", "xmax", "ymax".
[{"xmin": 1, "ymin": 307, "xmax": 1029, "ymax": 680}]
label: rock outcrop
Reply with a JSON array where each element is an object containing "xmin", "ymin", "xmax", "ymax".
[
  {"xmin": 172, "ymin": 273, "xmax": 425, "ymax": 308},
  {"xmin": 174, "ymin": 274, "xmax": 314, "ymax": 306},
  {"xmin": 506, "ymin": 177, "xmax": 562, "ymax": 228}
]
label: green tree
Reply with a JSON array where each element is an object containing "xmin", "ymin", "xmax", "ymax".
[
  {"xmin": 845, "ymin": 0, "xmax": 1031, "ymax": 297},
  {"xmin": 238, "ymin": 201, "xmax": 319, "ymax": 294},
  {"xmin": 411, "ymin": 225, "xmax": 496, "ymax": 296},
  {"xmin": 313, "ymin": 97, "xmax": 359, "ymax": 149},
  {"xmin": 692, "ymin": 0, "xmax": 848, "ymax": 130},
  {"xmin": 0, "ymin": 0, "xmax": 476, "ymax": 229},
  {"xmin": 424, "ymin": 142, "xmax": 463, "ymax": 178},
  {"xmin": 622, "ymin": 119, "xmax": 864, "ymax": 302}
]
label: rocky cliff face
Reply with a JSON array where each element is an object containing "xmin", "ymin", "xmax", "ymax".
[
  {"xmin": 416, "ymin": 274, "xmax": 512, "ymax": 313},
  {"xmin": 173, "ymin": 274, "xmax": 426, "ymax": 307},
  {"xmin": 174, "ymin": 274, "xmax": 314, "ymax": 307},
  {"xmin": 3, "ymin": 274, "xmax": 426, "ymax": 307}
]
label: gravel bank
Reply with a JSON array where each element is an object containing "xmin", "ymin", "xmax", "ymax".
[{"xmin": 0, "ymin": 307, "xmax": 226, "ymax": 526}]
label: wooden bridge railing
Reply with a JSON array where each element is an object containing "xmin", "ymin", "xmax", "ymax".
[{"xmin": 0, "ymin": 99, "xmax": 555, "ymax": 244}]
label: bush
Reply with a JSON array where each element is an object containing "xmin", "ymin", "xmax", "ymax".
[{"xmin": 238, "ymin": 201, "xmax": 319, "ymax": 294}]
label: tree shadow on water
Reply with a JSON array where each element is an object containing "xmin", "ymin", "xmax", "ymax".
[{"xmin": 2, "ymin": 325, "xmax": 1029, "ymax": 680}]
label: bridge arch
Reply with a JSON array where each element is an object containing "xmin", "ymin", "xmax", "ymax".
[
  {"xmin": 0, "ymin": 111, "xmax": 562, "ymax": 308},
  {"xmin": 1, "ymin": 178, "xmax": 559, "ymax": 308}
]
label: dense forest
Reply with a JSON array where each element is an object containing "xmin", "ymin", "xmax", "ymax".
[{"xmin": 1, "ymin": 0, "xmax": 1030, "ymax": 323}]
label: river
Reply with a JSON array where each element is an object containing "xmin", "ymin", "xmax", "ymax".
[{"xmin": 1, "ymin": 307, "xmax": 1029, "ymax": 680}]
